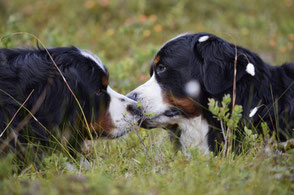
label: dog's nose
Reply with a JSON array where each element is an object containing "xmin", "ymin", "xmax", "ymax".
[
  {"xmin": 126, "ymin": 92, "xmax": 138, "ymax": 101},
  {"xmin": 126, "ymin": 104, "xmax": 141, "ymax": 116}
]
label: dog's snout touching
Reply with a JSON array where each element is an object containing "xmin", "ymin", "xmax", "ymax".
[
  {"xmin": 127, "ymin": 104, "xmax": 141, "ymax": 116},
  {"xmin": 163, "ymin": 108, "xmax": 181, "ymax": 118},
  {"xmin": 127, "ymin": 92, "xmax": 138, "ymax": 101}
]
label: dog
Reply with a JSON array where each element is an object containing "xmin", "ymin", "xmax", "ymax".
[
  {"xmin": 127, "ymin": 33, "xmax": 294, "ymax": 154},
  {"xmin": 0, "ymin": 46, "xmax": 140, "ymax": 153}
]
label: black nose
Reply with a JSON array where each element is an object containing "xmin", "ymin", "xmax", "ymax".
[
  {"xmin": 126, "ymin": 104, "xmax": 141, "ymax": 116},
  {"xmin": 127, "ymin": 92, "xmax": 138, "ymax": 101}
]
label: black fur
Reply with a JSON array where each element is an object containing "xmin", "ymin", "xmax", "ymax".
[
  {"xmin": 136, "ymin": 33, "xmax": 294, "ymax": 151},
  {"xmin": 0, "ymin": 47, "xmax": 111, "ymax": 153}
]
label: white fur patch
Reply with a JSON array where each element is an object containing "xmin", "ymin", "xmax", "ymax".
[
  {"xmin": 133, "ymin": 75, "xmax": 169, "ymax": 116},
  {"xmin": 130, "ymin": 74, "xmax": 210, "ymax": 154},
  {"xmin": 178, "ymin": 116, "xmax": 210, "ymax": 155},
  {"xmin": 246, "ymin": 63, "xmax": 255, "ymax": 76},
  {"xmin": 128, "ymin": 74, "xmax": 180, "ymax": 127},
  {"xmin": 107, "ymin": 86, "xmax": 138, "ymax": 137},
  {"xmin": 185, "ymin": 80, "xmax": 200, "ymax": 98},
  {"xmin": 249, "ymin": 107, "xmax": 258, "ymax": 118},
  {"xmin": 79, "ymin": 49, "xmax": 106, "ymax": 72},
  {"xmin": 198, "ymin": 35, "xmax": 209, "ymax": 42}
]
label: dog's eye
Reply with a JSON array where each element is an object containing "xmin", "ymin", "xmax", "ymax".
[
  {"xmin": 157, "ymin": 64, "xmax": 167, "ymax": 74},
  {"xmin": 96, "ymin": 89, "xmax": 101, "ymax": 95}
]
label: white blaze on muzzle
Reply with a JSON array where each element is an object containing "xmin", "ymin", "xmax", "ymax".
[
  {"xmin": 132, "ymin": 75, "xmax": 170, "ymax": 117},
  {"xmin": 106, "ymin": 86, "xmax": 139, "ymax": 137},
  {"xmin": 130, "ymin": 75, "xmax": 210, "ymax": 154}
]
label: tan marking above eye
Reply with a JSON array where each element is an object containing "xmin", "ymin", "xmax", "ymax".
[
  {"xmin": 153, "ymin": 55, "xmax": 160, "ymax": 66},
  {"xmin": 102, "ymin": 76, "xmax": 109, "ymax": 87}
]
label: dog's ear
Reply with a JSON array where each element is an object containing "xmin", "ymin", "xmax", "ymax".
[{"xmin": 193, "ymin": 34, "xmax": 255, "ymax": 95}]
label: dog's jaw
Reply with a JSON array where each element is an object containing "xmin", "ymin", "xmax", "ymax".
[{"xmin": 131, "ymin": 74, "xmax": 174, "ymax": 125}]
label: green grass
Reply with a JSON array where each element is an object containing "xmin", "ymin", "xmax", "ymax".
[
  {"xmin": 0, "ymin": 0, "xmax": 294, "ymax": 194},
  {"xmin": 1, "ymin": 131, "xmax": 294, "ymax": 194}
]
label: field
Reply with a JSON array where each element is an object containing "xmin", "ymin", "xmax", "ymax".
[{"xmin": 0, "ymin": 0, "xmax": 294, "ymax": 194}]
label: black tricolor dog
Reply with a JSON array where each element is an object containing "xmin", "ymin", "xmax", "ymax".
[
  {"xmin": 128, "ymin": 33, "xmax": 294, "ymax": 154},
  {"xmin": 0, "ymin": 46, "xmax": 140, "ymax": 153}
]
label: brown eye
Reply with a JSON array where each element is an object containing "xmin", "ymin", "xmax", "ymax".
[{"xmin": 157, "ymin": 64, "xmax": 167, "ymax": 74}]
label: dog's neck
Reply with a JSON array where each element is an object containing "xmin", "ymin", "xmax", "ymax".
[{"xmin": 172, "ymin": 116, "xmax": 210, "ymax": 155}]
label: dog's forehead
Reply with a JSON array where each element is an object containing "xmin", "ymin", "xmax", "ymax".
[
  {"xmin": 79, "ymin": 49, "xmax": 109, "ymax": 88},
  {"xmin": 153, "ymin": 46, "xmax": 191, "ymax": 68},
  {"xmin": 79, "ymin": 49, "xmax": 107, "ymax": 73},
  {"xmin": 161, "ymin": 33, "xmax": 193, "ymax": 49},
  {"xmin": 152, "ymin": 33, "xmax": 193, "ymax": 64}
]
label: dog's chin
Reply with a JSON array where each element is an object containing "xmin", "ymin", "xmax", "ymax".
[
  {"xmin": 102, "ymin": 115, "xmax": 141, "ymax": 138},
  {"xmin": 140, "ymin": 115, "xmax": 179, "ymax": 129},
  {"xmin": 139, "ymin": 108, "xmax": 183, "ymax": 129},
  {"xmin": 140, "ymin": 120, "xmax": 157, "ymax": 129},
  {"xmin": 97, "ymin": 126, "xmax": 134, "ymax": 139}
]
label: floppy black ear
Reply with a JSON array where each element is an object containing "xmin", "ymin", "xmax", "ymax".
[{"xmin": 193, "ymin": 34, "xmax": 251, "ymax": 95}]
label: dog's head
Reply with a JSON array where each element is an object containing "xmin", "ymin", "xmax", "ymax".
[
  {"xmin": 67, "ymin": 49, "xmax": 141, "ymax": 138},
  {"xmin": 127, "ymin": 33, "xmax": 258, "ymax": 128}
]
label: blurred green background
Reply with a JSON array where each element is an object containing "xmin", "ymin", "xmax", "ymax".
[
  {"xmin": 1, "ymin": 0, "xmax": 294, "ymax": 94},
  {"xmin": 0, "ymin": 1, "xmax": 294, "ymax": 194}
]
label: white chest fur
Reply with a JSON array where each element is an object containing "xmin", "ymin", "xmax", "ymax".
[{"xmin": 177, "ymin": 116, "xmax": 210, "ymax": 155}]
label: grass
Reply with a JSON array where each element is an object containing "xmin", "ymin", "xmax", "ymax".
[
  {"xmin": 0, "ymin": 0, "xmax": 294, "ymax": 194},
  {"xmin": 1, "ymin": 132, "xmax": 294, "ymax": 194}
]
